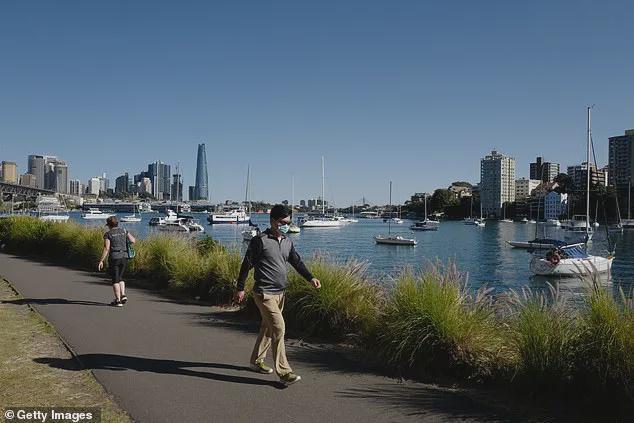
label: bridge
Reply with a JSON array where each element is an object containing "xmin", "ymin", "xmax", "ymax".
[{"xmin": 0, "ymin": 182, "xmax": 55, "ymax": 200}]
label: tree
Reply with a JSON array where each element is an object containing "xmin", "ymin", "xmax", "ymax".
[
  {"xmin": 431, "ymin": 189, "xmax": 453, "ymax": 213},
  {"xmin": 553, "ymin": 173, "xmax": 574, "ymax": 194}
]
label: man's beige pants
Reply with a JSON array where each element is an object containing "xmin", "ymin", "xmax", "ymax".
[{"xmin": 251, "ymin": 292, "xmax": 292, "ymax": 376}]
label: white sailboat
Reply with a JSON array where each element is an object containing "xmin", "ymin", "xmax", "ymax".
[
  {"xmin": 375, "ymin": 181, "xmax": 417, "ymax": 246},
  {"xmin": 410, "ymin": 193, "xmax": 439, "ymax": 231},
  {"xmin": 475, "ymin": 203, "xmax": 486, "ymax": 227},
  {"xmin": 121, "ymin": 204, "xmax": 142, "ymax": 222},
  {"xmin": 464, "ymin": 196, "xmax": 477, "ymax": 225},
  {"xmin": 301, "ymin": 157, "xmax": 343, "ymax": 228},
  {"xmin": 242, "ymin": 166, "xmax": 259, "ymax": 242},
  {"xmin": 531, "ymin": 106, "xmax": 613, "ymax": 276},
  {"xmin": 288, "ymin": 175, "xmax": 301, "ymax": 233}
]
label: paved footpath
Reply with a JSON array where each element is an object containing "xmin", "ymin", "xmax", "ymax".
[{"xmin": 0, "ymin": 253, "xmax": 532, "ymax": 423}]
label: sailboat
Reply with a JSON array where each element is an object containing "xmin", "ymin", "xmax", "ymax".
[
  {"xmin": 474, "ymin": 203, "xmax": 486, "ymax": 227},
  {"xmin": 501, "ymin": 202, "xmax": 513, "ymax": 223},
  {"xmin": 287, "ymin": 175, "xmax": 301, "ymax": 233},
  {"xmin": 375, "ymin": 181, "xmax": 417, "ymax": 245},
  {"xmin": 531, "ymin": 106, "xmax": 614, "ymax": 276},
  {"xmin": 608, "ymin": 188, "xmax": 624, "ymax": 234},
  {"xmin": 121, "ymin": 204, "xmax": 142, "ymax": 222},
  {"xmin": 464, "ymin": 196, "xmax": 477, "ymax": 225},
  {"xmin": 410, "ymin": 193, "xmax": 439, "ymax": 231},
  {"xmin": 301, "ymin": 157, "xmax": 343, "ymax": 228},
  {"xmin": 623, "ymin": 179, "xmax": 634, "ymax": 229},
  {"xmin": 242, "ymin": 166, "xmax": 259, "ymax": 242}
]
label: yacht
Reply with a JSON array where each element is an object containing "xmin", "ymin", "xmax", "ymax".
[
  {"xmin": 530, "ymin": 244, "xmax": 613, "ymax": 276},
  {"xmin": 375, "ymin": 181, "xmax": 417, "ymax": 246},
  {"xmin": 208, "ymin": 208, "xmax": 250, "ymax": 224},
  {"xmin": 564, "ymin": 214, "xmax": 594, "ymax": 242},
  {"xmin": 300, "ymin": 157, "xmax": 343, "ymax": 228},
  {"xmin": 138, "ymin": 202, "xmax": 153, "ymax": 213},
  {"xmin": 410, "ymin": 193, "xmax": 439, "ymax": 231},
  {"xmin": 545, "ymin": 219, "xmax": 561, "ymax": 227},
  {"xmin": 157, "ymin": 219, "xmax": 191, "ymax": 233},
  {"xmin": 121, "ymin": 204, "xmax": 141, "ymax": 223},
  {"xmin": 81, "ymin": 208, "xmax": 114, "ymax": 220}
]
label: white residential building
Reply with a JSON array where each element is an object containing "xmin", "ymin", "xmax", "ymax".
[
  {"xmin": 480, "ymin": 150, "xmax": 516, "ymax": 218},
  {"xmin": 515, "ymin": 178, "xmax": 541, "ymax": 200},
  {"xmin": 544, "ymin": 191, "xmax": 567, "ymax": 220}
]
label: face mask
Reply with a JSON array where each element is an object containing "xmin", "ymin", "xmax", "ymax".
[{"xmin": 278, "ymin": 224, "xmax": 290, "ymax": 234}]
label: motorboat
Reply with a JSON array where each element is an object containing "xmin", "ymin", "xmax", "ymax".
[
  {"xmin": 138, "ymin": 202, "xmax": 153, "ymax": 213},
  {"xmin": 37, "ymin": 202, "xmax": 70, "ymax": 222},
  {"xmin": 501, "ymin": 219, "xmax": 514, "ymax": 223},
  {"xmin": 520, "ymin": 218, "xmax": 529, "ymax": 224},
  {"xmin": 301, "ymin": 217, "xmax": 343, "ymax": 228},
  {"xmin": 392, "ymin": 217, "xmax": 404, "ymax": 224},
  {"xmin": 242, "ymin": 226, "xmax": 259, "ymax": 242},
  {"xmin": 287, "ymin": 222, "xmax": 301, "ymax": 233},
  {"xmin": 545, "ymin": 219, "xmax": 561, "ymax": 227},
  {"xmin": 82, "ymin": 208, "xmax": 114, "ymax": 219},
  {"xmin": 208, "ymin": 208, "xmax": 250, "ymax": 224},
  {"xmin": 507, "ymin": 238, "xmax": 583, "ymax": 250},
  {"xmin": 564, "ymin": 215, "xmax": 594, "ymax": 242},
  {"xmin": 374, "ymin": 235, "xmax": 417, "ymax": 246},
  {"xmin": 530, "ymin": 245, "xmax": 613, "ymax": 276},
  {"xmin": 157, "ymin": 219, "xmax": 191, "ymax": 233},
  {"xmin": 410, "ymin": 220, "xmax": 439, "ymax": 231},
  {"xmin": 179, "ymin": 215, "xmax": 205, "ymax": 232},
  {"xmin": 464, "ymin": 217, "xmax": 478, "ymax": 225}
]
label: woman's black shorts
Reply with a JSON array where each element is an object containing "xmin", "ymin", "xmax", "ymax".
[{"xmin": 109, "ymin": 258, "xmax": 127, "ymax": 284}]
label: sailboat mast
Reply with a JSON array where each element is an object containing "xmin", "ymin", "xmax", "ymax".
[
  {"xmin": 321, "ymin": 156, "xmax": 325, "ymax": 216},
  {"xmin": 629, "ymin": 178, "xmax": 631, "ymax": 220},
  {"xmin": 291, "ymin": 175, "xmax": 295, "ymax": 221},
  {"xmin": 244, "ymin": 165, "xmax": 251, "ymax": 216},
  {"xmin": 586, "ymin": 106, "xmax": 591, "ymax": 236},
  {"xmin": 388, "ymin": 181, "xmax": 392, "ymax": 235},
  {"xmin": 424, "ymin": 193, "xmax": 428, "ymax": 220}
]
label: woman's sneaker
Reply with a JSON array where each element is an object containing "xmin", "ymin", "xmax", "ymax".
[
  {"xmin": 121, "ymin": 295, "xmax": 128, "ymax": 304},
  {"xmin": 279, "ymin": 372, "xmax": 301, "ymax": 385},
  {"xmin": 249, "ymin": 360, "xmax": 273, "ymax": 374},
  {"xmin": 110, "ymin": 299, "xmax": 123, "ymax": 307}
]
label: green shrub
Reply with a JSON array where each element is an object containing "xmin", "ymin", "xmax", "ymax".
[
  {"xmin": 374, "ymin": 263, "xmax": 503, "ymax": 379},
  {"xmin": 284, "ymin": 256, "xmax": 382, "ymax": 340},
  {"xmin": 505, "ymin": 285, "xmax": 578, "ymax": 393},
  {"xmin": 575, "ymin": 283, "xmax": 634, "ymax": 405}
]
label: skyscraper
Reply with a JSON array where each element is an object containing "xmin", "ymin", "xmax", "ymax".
[
  {"xmin": 480, "ymin": 150, "xmax": 516, "ymax": 218},
  {"xmin": 194, "ymin": 143, "xmax": 208, "ymax": 201},
  {"xmin": 28, "ymin": 155, "xmax": 47, "ymax": 189},
  {"xmin": 148, "ymin": 161, "xmax": 171, "ymax": 200},
  {"xmin": 115, "ymin": 173, "xmax": 130, "ymax": 195},
  {"xmin": 608, "ymin": 129, "xmax": 634, "ymax": 190}
]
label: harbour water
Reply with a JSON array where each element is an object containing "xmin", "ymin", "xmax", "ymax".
[{"xmin": 70, "ymin": 211, "xmax": 634, "ymax": 296}]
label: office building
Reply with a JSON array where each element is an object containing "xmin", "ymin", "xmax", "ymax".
[{"xmin": 194, "ymin": 144, "xmax": 209, "ymax": 201}]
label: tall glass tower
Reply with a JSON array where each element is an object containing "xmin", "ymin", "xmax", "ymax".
[{"xmin": 194, "ymin": 143, "xmax": 208, "ymax": 201}]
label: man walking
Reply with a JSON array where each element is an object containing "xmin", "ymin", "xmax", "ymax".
[{"xmin": 234, "ymin": 204, "xmax": 320, "ymax": 386}]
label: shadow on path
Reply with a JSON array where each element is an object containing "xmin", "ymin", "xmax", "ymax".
[
  {"xmin": 337, "ymin": 384, "xmax": 534, "ymax": 423},
  {"xmin": 35, "ymin": 354, "xmax": 284, "ymax": 389},
  {"xmin": 1, "ymin": 298, "xmax": 108, "ymax": 306}
]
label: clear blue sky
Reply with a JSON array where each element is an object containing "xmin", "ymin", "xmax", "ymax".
[{"xmin": 1, "ymin": 1, "xmax": 633, "ymax": 205}]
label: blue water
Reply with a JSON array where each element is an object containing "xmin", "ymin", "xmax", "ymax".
[{"xmin": 71, "ymin": 212, "xmax": 634, "ymax": 296}]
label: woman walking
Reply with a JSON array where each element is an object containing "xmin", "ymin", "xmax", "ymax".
[{"xmin": 98, "ymin": 216, "xmax": 135, "ymax": 307}]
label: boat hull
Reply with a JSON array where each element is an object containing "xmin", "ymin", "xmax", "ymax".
[
  {"xmin": 300, "ymin": 220, "xmax": 343, "ymax": 228},
  {"xmin": 39, "ymin": 215, "xmax": 70, "ymax": 222},
  {"xmin": 530, "ymin": 256, "xmax": 613, "ymax": 276},
  {"xmin": 374, "ymin": 236, "xmax": 417, "ymax": 246}
]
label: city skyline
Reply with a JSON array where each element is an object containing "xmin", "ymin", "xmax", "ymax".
[{"xmin": 1, "ymin": 1, "xmax": 634, "ymax": 204}]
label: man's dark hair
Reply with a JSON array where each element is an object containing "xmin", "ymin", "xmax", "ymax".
[
  {"xmin": 106, "ymin": 216, "xmax": 119, "ymax": 228},
  {"xmin": 270, "ymin": 204, "xmax": 291, "ymax": 220}
]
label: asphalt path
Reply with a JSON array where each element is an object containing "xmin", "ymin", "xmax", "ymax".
[{"xmin": 0, "ymin": 253, "xmax": 531, "ymax": 423}]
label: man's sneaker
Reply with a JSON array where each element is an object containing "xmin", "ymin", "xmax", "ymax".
[
  {"xmin": 110, "ymin": 299, "xmax": 123, "ymax": 307},
  {"xmin": 250, "ymin": 360, "xmax": 273, "ymax": 374},
  {"xmin": 279, "ymin": 372, "xmax": 301, "ymax": 386},
  {"xmin": 120, "ymin": 295, "xmax": 128, "ymax": 304}
]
